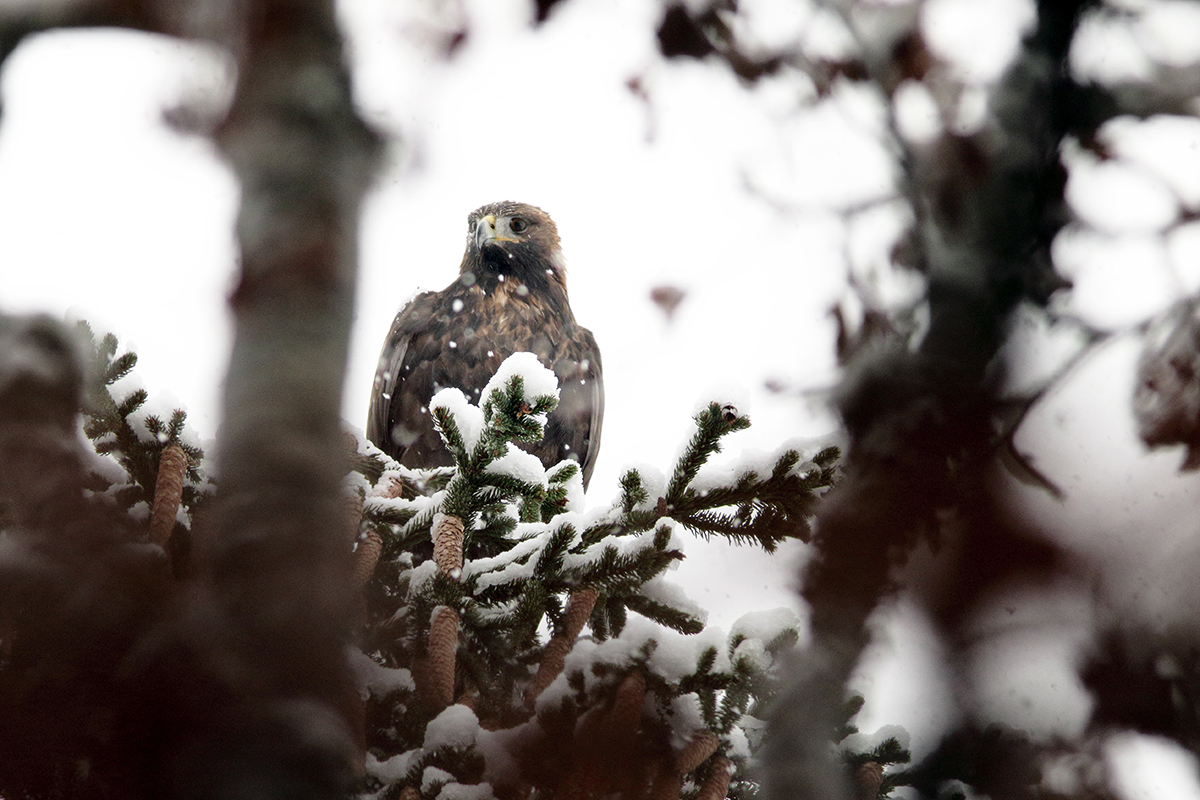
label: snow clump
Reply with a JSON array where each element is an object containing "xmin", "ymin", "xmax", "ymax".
[
  {"xmin": 481, "ymin": 351, "xmax": 560, "ymax": 411},
  {"xmin": 431, "ymin": 387, "xmax": 485, "ymax": 453}
]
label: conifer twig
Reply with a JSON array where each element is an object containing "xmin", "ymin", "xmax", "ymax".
[
  {"xmin": 525, "ymin": 587, "xmax": 599, "ymax": 705},
  {"xmin": 666, "ymin": 404, "xmax": 748, "ymax": 503},
  {"xmin": 398, "ymin": 786, "xmax": 420, "ymax": 800},
  {"xmin": 149, "ymin": 442, "xmax": 188, "ymax": 547},
  {"xmin": 427, "ymin": 605, "xmax": 459, "ymax": 710},
  {"xmin": 675, "ymin": 729, "xmax": 720, "ymax": 774}
]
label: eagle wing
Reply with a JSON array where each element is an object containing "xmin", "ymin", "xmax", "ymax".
[
  {"xmin": 547, "ymin": 326, "xmax": 604, "ymax": 488},
  {"xmin": 366, "ymin": 291, "xmax": 441, "ymax": 462}
]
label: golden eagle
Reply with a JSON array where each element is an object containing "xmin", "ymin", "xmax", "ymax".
[{"xmin": 367, "ymin": 201, "xmax": 604, "ymax": 487}]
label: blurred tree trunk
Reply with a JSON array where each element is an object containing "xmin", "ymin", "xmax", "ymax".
[
  {"xmin": 180, "ymin": 1, "xmax": 382, "ymax": 796},
  {"xmin": 0, "ymin": 1, "xmax": 382, "ymax": 797}
]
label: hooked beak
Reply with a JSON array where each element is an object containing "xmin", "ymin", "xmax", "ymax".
[{"xmin": 475, "ymin": 214, "xmax": 517, "ymax": 249}]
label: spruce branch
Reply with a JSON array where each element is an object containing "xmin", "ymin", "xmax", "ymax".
[
  {"xmin": 666, "ymin": 403, "xmax": 750, "ymax": 502},
  {"xmin": 620, "ymin": 468, "xmax": 650, "ymax": 513},
  {"xmin": 623, "ymin": 594, "xmax": 705, "ymax": 635},
  {"xmin": 74, "ymin": 322, "xmax": 210, "ymax": 541},
  {"xmin": 354, "ymin": 358, "xmax": 843, "ymax": 800}
]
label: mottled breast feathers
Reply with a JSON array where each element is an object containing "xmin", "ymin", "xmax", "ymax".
[{"xmin": 367, "ymin": 201, "xmax": 604, "ymax": 488}]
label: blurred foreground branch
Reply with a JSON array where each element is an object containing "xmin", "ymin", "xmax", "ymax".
[
  {"xmin": 763, "ymin": 2, "xmax": 1093, "ymax": 798},
  {"xmin": 0, "ymin": 0, "xmax": 383, "ymax": 797}
]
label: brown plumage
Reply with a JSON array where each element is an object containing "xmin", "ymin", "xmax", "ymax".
[{"xmin": 367, "ymin": 201, "xmax": 604, "ymax": 487}]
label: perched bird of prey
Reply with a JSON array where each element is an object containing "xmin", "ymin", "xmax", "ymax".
[{"xmin": 368, "ymin": 201, "xmax": 604, "ymax": 487}]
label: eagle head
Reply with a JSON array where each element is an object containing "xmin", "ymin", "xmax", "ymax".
[{"xmin": 461, "ymin": 201, "xmax": 566, "ymax": 293}]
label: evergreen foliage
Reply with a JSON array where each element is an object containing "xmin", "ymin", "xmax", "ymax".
[
  {"xmin": 835, "ymin": 695, "xmax": 912, "ymax": 799},
  {"xmin": 0, "ymin": 321, "xmax": 213, "ymax": 567},
  {"xmin": 3, "ymin": 327, "xmax": 904, "ymax": 800},
  {"xmin": 346, "ymin": 352, "xmax": 901, "ymax": 799},
  {"xmin": 74, "ymin": 321, "xmax": 211, "ymax": 554}
]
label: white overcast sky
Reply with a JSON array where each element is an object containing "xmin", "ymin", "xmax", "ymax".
[{"xmin": 3, "ymin": 0, "xmax": 1200, "ymax": 794}]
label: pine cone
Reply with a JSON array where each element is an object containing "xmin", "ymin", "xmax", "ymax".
[
  {"xmin": 383, "ymin": 474, "xmax": 408, "ymax": 499},
  {"xmin": 526, "ymin": 588, "xmax": 599, "ymax": 705},
  {"xmin": 432, "ymin": 513, "xmax": 464, "ymax": 578},
  {"xmin": 426, "ymin": 605, "xmax": 459, "ymax": 709},
  {"xmin": 563, "ymin": 587, "xmax": 599, "ymax": 639},
  {"xmin": 344, "ymin": 488, "xmax": 364, "ymax": 544},
  {"xmin": 526, "ymin": 635, "xmax": 570, "ymax": 706},
  {"xmin": 149, "ymin": 442, "xmax": 188, "ymax": 547},
  {"xmin": 647, "ymin": 763, "xmax": 684, "ymax": 800},
  {"xmin": 674, "ymin": 730, "xmax": 720, "ymax": 774},
  {"xmin": 854, "ymin": 761, "xmax": 884, "ymax": 800},
  {"xmin": 604, "ymin": 671, "xmax": 646, "ymax": 739},
  {"xmin": 695, "ymin": 755, "xmax": 732, "ymax": 800},
  {"xmin": 351, "ymin": 530, "xmax": 383, "ymax": 590},
  {"xmin": 456, "ymin": 687, "xmax": 478, "ymax": 710}
]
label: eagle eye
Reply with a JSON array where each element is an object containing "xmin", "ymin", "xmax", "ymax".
[{"xmin": 509, "ymin": 217, "xmax": 529, "ymax": 234}]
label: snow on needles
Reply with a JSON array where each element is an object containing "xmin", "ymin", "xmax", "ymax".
[
  {"xmin": 485, "ymin": 444, "xmax": 548, "ymax": 488},
  {"xmin": 424, "ymin": 704, "xmax": 481, "ymax": 750},
  {"xmin": 481, "ymin": 351, "xmax": 559, "ymax": 410},
  {"xmin": 640, "ymin": 575, "xmax": 708, "ymax": 625},
  {"xmin": 688, "ymin": 439, "xmax": 829, "ymax": 497},
  {"xmin": 430, "ymin": 387, "xmax": 485, "ymax": 453},
  {"xmin": 731, "ymin": 607, "xmax": 802, "ymax": 645},
  {"xmin": 347, "ymin": 647, "xmax": 415, "ymax": 701}
]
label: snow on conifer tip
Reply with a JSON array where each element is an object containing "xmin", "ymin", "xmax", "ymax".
[
  {"xmin": 348, "ymin": 647, "xmax": 415, "ymax": 700},
  {"xmin": 481, "ymin": 351, "xmax": 559, "ymax": 407},
  {"xmin": 688, "ymin": 439, "xmax": 826, "ymax": 495},
  {"xmin": 485, "ymin": 444, "xmax": 548, "ymax": 487},
  {"xmin": 424, "ymin": 704, "xmax": 481, "ymax": 750},
  {"xmin": 730, "ymin": 607, "xmax": 803, "ymax": 645},
  {"xmin": 421, "ymin": 766, "xmax": 455, "ymax": 793},
  {"xmin": 840, "ymin": 724, "xmax": 912, "ymax": 755},
  {"xmin": 640, "ymin": 575, "xmax": 708, "ymax": 625},
  {"xmin": 431, "ymin": 387, "xmax": 485, "ymax": 452},
  {"xmin": 726, "ymin": 726, "xmax": 751, "ymax": 761},
  {"xmin": 437, "ymin": 781, "xmax": 496, "ymax": 800},
  {"xmin": 648, "ymin": 621, "xmax": 730, "ymax": 684},
  {"xmin": 668, "ymin": 693, "xmax": 706, "ymax": 748},
  {"xmin": 366, "ymin": 750, "xmax": 420, "ymax": 784}
]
